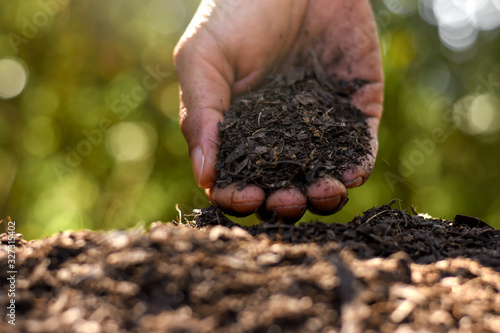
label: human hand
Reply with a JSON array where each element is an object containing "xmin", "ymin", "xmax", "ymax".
[{"xmin": 174, "ymin": 0, "xmax": 383, "ymax": 222}]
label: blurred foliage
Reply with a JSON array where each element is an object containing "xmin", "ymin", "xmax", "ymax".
[{"xmin": 0, "ymin": 0, "xmax": 499, "ymax": 240}]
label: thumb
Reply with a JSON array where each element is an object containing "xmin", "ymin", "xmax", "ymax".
[{"xmin": 174, "ymin": 33, "xmax": 233, "ymax": 189}]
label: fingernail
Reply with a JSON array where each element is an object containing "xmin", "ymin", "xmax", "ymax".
[
  {"xmin": 345, "ymin": 177, "xmax": 363, "ymax": 189},
  {"xmin": 270, "ymin": 205, "xmax": 307, "ymax": 220},
  {"xmin": 232, "ymin": 202, "xmax": 262, "ymax": 215},
  {"xmin": 309, "ymin": 195, "xmax": 342, "ymax": 212},
  {"xmin": 191, "ymin": 146, "xmax": 205, "ymax": 188}
]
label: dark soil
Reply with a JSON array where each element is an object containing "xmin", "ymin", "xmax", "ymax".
[
  {"xmin": 2, "ymin": 202, "xmax": 500, "ymax": 333},
  {"xmin": 215, "ymin": 64, "xmax": 371, "ymax": 193},
  {"xmin": 196, "ymin": 201, "xmax": 500, "ymax": 268}
]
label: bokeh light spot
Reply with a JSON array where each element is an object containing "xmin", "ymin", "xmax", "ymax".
[
  {"xmin": 468, "ymin": 94, "xmax": 500, "ymax": 134},
  {"xmin": 0, "ymin": 58, "xmax": 28, "ymax": 99},
  {"xmin": 438, "ymin": 22, "xmax": 478, "ymax": 51},
  {"xmin": 431, "ymin": 0, "xmax": 500, "ymax": 51},
  {"xmin": 419, "ymin": 0, "xmax": 438, "ymax": 25},
  {"xmin": 454, "ymin": 94, "xmax": 500, "ymax": 135},
  {"xmin": 106, "ymin": 122, "xmax": 157, "ymax": 162},
  {"xmin": 474, "ymin": 0, "xmax": 500, "ymax": 30},
  {"xmin": 433, "ymin": 0, "xmax": 470, "ymax": 28},
  {"xmin": 452, "ymin": 95, "xmax": 475, "ymax": 128}
]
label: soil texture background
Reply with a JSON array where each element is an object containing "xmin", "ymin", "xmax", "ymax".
[{"xmin": 1, "ymin": 202, "xmax": 500, "ymax": 333}]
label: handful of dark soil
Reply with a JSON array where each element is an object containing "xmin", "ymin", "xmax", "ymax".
[{"xmin": 215, "ymin": 66, "xmax": 372, "ymax": 193}]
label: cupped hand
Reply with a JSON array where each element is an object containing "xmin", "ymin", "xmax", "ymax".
[{"xmin": 174, "ymin": 0, "xmax": 383, "ymax": 222}]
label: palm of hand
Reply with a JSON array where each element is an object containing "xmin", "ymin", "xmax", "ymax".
[{"xmin": 175, "ymin": 0, "xmax": 383, "ymax": 221}]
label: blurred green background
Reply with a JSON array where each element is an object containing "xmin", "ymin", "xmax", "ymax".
[{"xmin": 1, "ymin": 0, "xmax": 499, "ymax": 240}]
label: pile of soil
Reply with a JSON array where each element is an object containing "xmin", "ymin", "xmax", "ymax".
[
  {"xmin": 196, "ymin": 201, "xmax": 500, "ymax": 268},
  {"xmin": 1, "ymin": 202, "xmax": 499, "ymax": 333},
  {"xmin": 215, "ymin": 63, "xmax": 371, "ymax": 193}
]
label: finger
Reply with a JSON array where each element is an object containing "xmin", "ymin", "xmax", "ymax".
[
  {"xmin": 341, "ymin": 116, "xmax": 380, "ymax": 188},
  {"xmin": 306, "ymin": 175, "xmax": 348, "ymax": 215},
  {"xmin": 323, "ymin": 0, "xmax": 384, "ymax": 87},
  {"xmin": 182, "ymin": 107, "xmax": 224, "ymax": 189},
  {"xmin": 282, "ymin": 0, "xmax": 383, "ymax": 88},
  {"xmin": 174, "ymin": 30, "xmax": 234, "ymax": 189},
  {"xmin": 208, "ymin": 184, "xmax": 265, "ymax": 217},
  {"xmin": 324, "ymin": 0, "xmax": 384, "ymax": 118},
  {"xmin": 351, "ymin": 82, "xmax": 384, "ymax": 119},
  {"xmin": 258, "ymin": 188, "xmax": 307, "ymax": 223}
]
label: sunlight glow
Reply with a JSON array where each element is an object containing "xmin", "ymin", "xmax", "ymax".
[{"xmin": 430, "ymin": 0, "xmax": 500, "ymax": 51}]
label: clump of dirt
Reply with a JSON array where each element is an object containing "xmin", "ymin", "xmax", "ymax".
[
  {"xmin": 215, "ymin": 64, "xmax": 371, "ymax": 193},
  {"xmin": 1, "ymin": 203, "xmax": 499, "ymax": 333}
]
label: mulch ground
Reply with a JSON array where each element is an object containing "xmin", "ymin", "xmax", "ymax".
[{"xmin": 1, "ymin": 201, "xmax": 500, "ymax": 333}]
